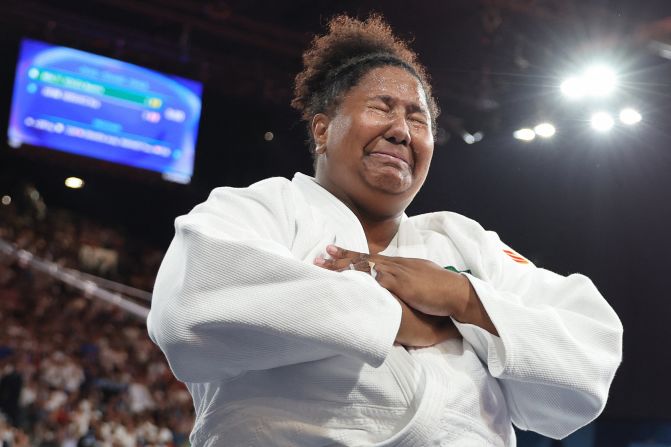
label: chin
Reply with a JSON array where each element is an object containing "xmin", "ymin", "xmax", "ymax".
[{"xmin": 365, "ymin": 169, "xmax": 414, "ymax": 195}]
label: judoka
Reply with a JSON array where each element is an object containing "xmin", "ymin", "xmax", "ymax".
[{"xmin": 148, "ymin": 14, "xmax": 623, "ymax": 446}]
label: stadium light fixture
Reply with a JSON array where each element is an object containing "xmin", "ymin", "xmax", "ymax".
[
  {"xmin": 560, "ymin": 77, "xmax": 586, "ymax": 100},
  {"xmin": 65, "ymin": 177, "xmax": 84, "ymax": 189},
  {"xmin": 513, "ymin": 128, "xmax": 536, "ymax": 141},
  {"xmin": 534, "ymin": 123, "xmax": 556, "ymax": 138},
  {"xmin": 472, "ymin": 131, "xmax": 484, "ymax": 143},
  {"xmin": 590, "ymin": 112, "xmax": 615, "ymax": 132},
  {"xmin": 583, "ymin": 65, "xmax": 617, "ymax": 97},
  {"xmin": 462, "ymin": 130, "xmax": 484, "ymax": 145},
  {"xmin": 619, "ymin": 108, "xmax": 642, "ymax": 125},
  {"xmin": 561, "ymin": 65, "xmax": 617, "ymax": 99}
]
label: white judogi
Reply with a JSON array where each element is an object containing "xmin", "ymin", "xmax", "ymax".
[{"xmin": 147, "ymin": 173, "xmax": 622, "ymax": 446}]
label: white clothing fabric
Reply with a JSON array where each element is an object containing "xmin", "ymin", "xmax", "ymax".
[{"xmin": 147, "ymin": 173, "xmax": 622, "ymax": 446}]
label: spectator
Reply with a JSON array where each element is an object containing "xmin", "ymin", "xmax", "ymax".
[{"xmin": 0, "ymin": 203, "xmax": 194, "ymax": 446}]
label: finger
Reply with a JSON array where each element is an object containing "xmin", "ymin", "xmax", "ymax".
[
  {"xmin": 326, "ymin": 244, "xmax": 363, "ymax": 260},
  {"xmin": 373, "ymin": 265, "xmax": 399, "ymax": 291},
  {"xmin": 328, "ymin": 251, "xmax": 370, "ymax": 270},
  {"xmin": 315, "ymin": 257, "xmax": 360, "ymax": 272},
  {"xmin": 332, "ymin": 256, "xmax": 366, "ymax": 271},
  {"xmin": 351, "ymin": 259, "xmax": 373, "ymax": 273},
  {"xmin": 313, "ymin": 256, "xmax": 344, "ymax": 271},
  {"xmin": 329, "ymin": 259, "xmax": 365, "ymax": 273}
]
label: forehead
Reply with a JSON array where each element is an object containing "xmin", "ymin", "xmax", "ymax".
[{"xmin": 347, "ymin": 66, "xmax": 429, "ymax": 109}]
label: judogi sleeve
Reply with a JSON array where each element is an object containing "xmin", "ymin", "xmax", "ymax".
[
  {"xmin": 447, "ymin": 215, "xmax": 623, "ymax": 439},
  {"xmin": 147, "ymin": 178, "xmax": 401, "ymax": 383}
]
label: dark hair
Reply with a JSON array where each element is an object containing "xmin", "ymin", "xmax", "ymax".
[{"xmin": 291, "ymin": 14, "xmax": 439, "ymax": 154}]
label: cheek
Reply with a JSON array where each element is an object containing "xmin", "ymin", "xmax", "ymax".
[
  {"xmin": 326, "ymin": 115, "xmax": 353, "ymax": 149},
  {"xmin": 414, "ymin": 136, "xmax": 434, "ymax": 165},
  {"xmin": 364, "ymin": 109, "xmax": 392, "ymax": 125},
  {"xmin": 331, "ymin": 114, "xmax": 383, "ymax": 153},
  {"xmin": 413, "ymin": 145, "xmax": 434, "ymax": 181}
]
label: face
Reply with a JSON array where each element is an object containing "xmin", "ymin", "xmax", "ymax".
[{"xmin": 313, "ymin": 66, "xmax": 434, "ymax": 217}]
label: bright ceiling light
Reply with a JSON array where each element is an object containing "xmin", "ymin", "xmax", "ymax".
[
  {"xmin": 65, "ymin": 177, "xmax": 84, "ymax": 189},
  {"xmin": 472, "ymin": 131, "xmax": 484, "ymax": 143},
  {"xmin": 534, "ymin": 123, "xmax": 556, "ymax": 138},
  {"xmin": 583, "ymin": 65, "xmax": 617, "ymax": 97},
  {"xmin": 590, "ymin": 112, "xmax": 615, "ymax": 132},
  {"xmin": 560, "ymin": 76, "xmax": 586, "ymax": 99},
  {"xmin": 513, "ymin": 128, "xmax": 536, "ymax": 141},
  {"xmin": 461, "ymin": 130, "xmax": 482, "ymax": 145},
  {"xmin": 561, "ymin": 65, "xmax": 617, "ymax": 99},
  {"xmin": 1, "ymin": 195, "xmax": 11, "ymax": 206},
  {"xmin": 619, "ymin": 108, "xmax": 642, "ymax": 125}
]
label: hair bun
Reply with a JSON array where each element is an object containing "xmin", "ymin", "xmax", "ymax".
[{"xmin": 292, "ymin": 13, "xmax": 439, "ymax": 153}]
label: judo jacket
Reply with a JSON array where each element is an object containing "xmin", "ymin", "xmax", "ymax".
[{"xmin": 148, "ymin": 172, "xmax": 623, "ymax": 446}]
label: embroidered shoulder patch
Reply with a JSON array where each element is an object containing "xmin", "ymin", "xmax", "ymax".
[
  {"xmin": 503, "ymin": 249, "xmax": 530, "ymax": 264},
  {"xmin": 443, "ymin": 265, "xmax": 472, "ymax": 275}
]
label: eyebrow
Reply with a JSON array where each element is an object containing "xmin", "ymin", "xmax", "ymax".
[{"xmin": 369, "ymin": 95, "xmax": 429, "ymax": 115}]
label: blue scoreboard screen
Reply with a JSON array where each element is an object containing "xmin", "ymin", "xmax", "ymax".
[{"xmin": 8, "ymin": 39, "xmax": 203, "ymax": 184}]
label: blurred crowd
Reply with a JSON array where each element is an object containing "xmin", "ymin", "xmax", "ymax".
[{"xmin": 0, "ymin": 199, "xmax": 194, "ymax": 447}]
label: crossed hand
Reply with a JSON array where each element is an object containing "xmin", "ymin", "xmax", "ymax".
[{"xmin": 314, "ymin": 244, "xmax": 471, "ymax": 347}]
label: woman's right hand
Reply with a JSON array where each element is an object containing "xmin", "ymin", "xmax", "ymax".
[{"xmin": 394, "ymin": 297, "xmax": 462, "ymax": 347}]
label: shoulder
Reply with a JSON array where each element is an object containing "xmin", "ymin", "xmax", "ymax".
[
  {"xmin": 407, "ymin": 211, "xmax": 489, "ymax": 239},
  {"xmin": 207, "ymin": 176, "xmax": 294, "ymax": 202},
  {"xmin": 176, "ymin": 177, "xmax": 299, "ymax": 242},
  {"xmin": 192, "ymin": 176, "xmax": 297, "ymax": 216},
  {"xmin": 406, "ymin": 211, "xmax": 533, "ymax": 268}
]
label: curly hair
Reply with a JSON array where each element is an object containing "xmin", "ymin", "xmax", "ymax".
[{"xmin": 291, "ymin": 14, "xmax": 439, "ymax": 154}]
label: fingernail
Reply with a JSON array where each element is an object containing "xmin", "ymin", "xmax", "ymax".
[
  {"xmin": 314, "ymin": 256, "xmax": 326, "ymax": 266},
  {"xmin": 326, "ymin": 244, "xmax": 338, "ymax": 255}
]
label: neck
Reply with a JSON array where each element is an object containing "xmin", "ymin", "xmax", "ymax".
[
  {"xmin": 314, "ymin": 175, "xmax": 406, "ymax": 254},
  {"xmin": 358, "ymin": 213, "xmax": 402, "ymax": 254}
]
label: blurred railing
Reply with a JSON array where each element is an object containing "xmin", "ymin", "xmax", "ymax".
[{"xmin": 0, "ymin": 237, "xmax": 150, "ymax": 319}]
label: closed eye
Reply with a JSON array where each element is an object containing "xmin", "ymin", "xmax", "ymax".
[
  {"xmin": 366, "ymin": 96, "xmax": 393, "ymax": 112},
  {"xmin": 369, "ymin": 104, "xmax": 390, "ymax": 113},
  {"xmin": 409, "ymin": 114, "xmax": 428, "ymax": 125}
]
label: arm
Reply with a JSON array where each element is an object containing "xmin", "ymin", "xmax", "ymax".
[
  {"xmin": 393, "ymin": 297, "xmax": 461, "ymax": 347},
  {"xmin": 318, "ymin": 221, "xmax": 622, "ymax": 438},
  {"xmin": 450, "ymin": 274, "xmax": 498, "ymax": 336},
  {"xmin": 448, "ymin": 224, "xmax": 623, "ymax": 439},
  {"xmin": 314, "ymin": 247, "xmax": 462, "ymax": 348},
  {"xmin": 147, "ymin": 179, "xmax": 402, "ymax": 383}
]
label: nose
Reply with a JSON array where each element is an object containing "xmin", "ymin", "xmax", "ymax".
[{"xmin": 384, "ymin": 113, "xmax": 411, "ymax": 146}]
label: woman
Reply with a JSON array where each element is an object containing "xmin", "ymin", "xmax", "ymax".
[{"xmin": 148, "ymin": 15, "xmax": 622, "ymax": 446}]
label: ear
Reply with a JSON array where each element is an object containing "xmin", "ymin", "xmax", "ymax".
[{"xmin": 311, "ymin": 113, "xmax": 330, "ymax": 152}]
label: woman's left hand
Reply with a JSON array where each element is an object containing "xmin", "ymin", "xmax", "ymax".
[
  {"xmin": 314, "ymin": 244, "xmax": 498, "ymax": 336},
  {"xmin": 314, "ymin": 244, "xmax": 470, "ymax": 318}
]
